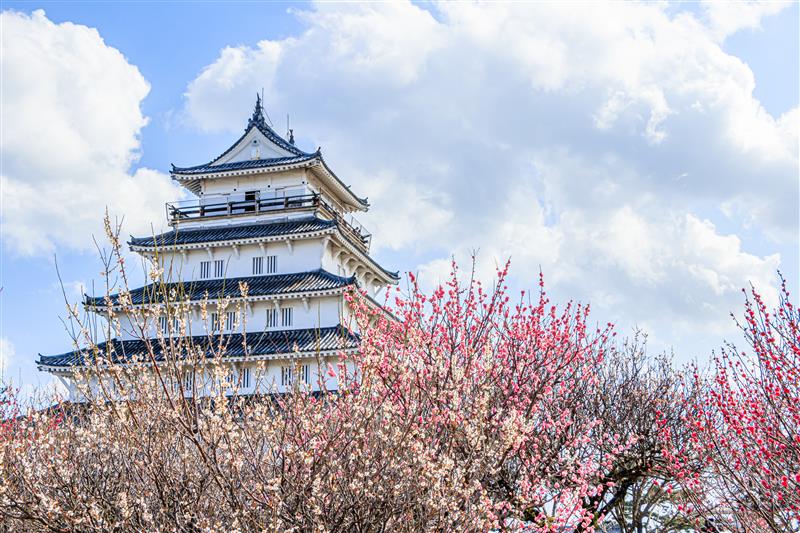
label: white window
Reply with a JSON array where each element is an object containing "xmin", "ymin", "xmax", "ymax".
[
  {"xmin": 265, "ymin": 308, "xmax": 278, "ymax": 328},
  {"xmin": 281, "ymin": 307, "xmax": 293, "ymax": 327},
  {"xmin": 211, "ymin": 312, "xmax": 220, "ymax": 332},
  {"xmin": 200, "ymin": 261, "xmax": 211, "ymax": 279},
  {"xmin": 281, "ymin": 364, "xmax": 309, "ymax": 387},
  {"xmin": 252, "ymin": 256, "xmax": 263, "ymax": 275},
  {"xmin": 228, "ymin": 366, "xmax": 252, "ymax": 390},
  {"xmin": 214, "ymin": 259, "xmax": 224, "ymax": 278},
  {"xmin": 281, "ymin": 366, "xmax": 293, "ymax": 387},
  {"xmin": 183, "ymin": 371, "xmax": 194, "ymax": 391},
  {"xmin": 226, "ymin": 311, "xmax": 236, "ymax": 332},
  {"xmin": 159, "ymin": 315, "xmax": 178, "ymax": 335},
  {"xmin": 265, "ymin": 255, "xmax": 277, "ymax": 274}
]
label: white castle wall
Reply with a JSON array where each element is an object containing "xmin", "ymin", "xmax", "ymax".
[
  {"xmin": 197, "ymin": 169, "xmax": 349, "ymax": 217},
  {"xmin": 66, "ymin": 357, "xmax": 359, "ymax": 402},
  {"xmin": 111, "ymin": 295, "xmax": 346, "ymax": 341},
  {"xmin": 158, "ymin": 239, "xmax": 327, "ymax": 282},
  {"xmin": 201, "ymin": 170, "xmax": 308, "ymax": 197}
]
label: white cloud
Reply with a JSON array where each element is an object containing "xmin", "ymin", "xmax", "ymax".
[
  {"xmin": 1, "ymin": 10, "xmax": 182, "ymax": 255},
  {"xmin": 0, "ymin": 334, "xmax": 67, "ymax": 402},
  {"xmin": 702, "ymin": 0, "xmax": 788, "ymax": 41},
  {"xmin": 0, "ymin": 337, "xmax": 14, "ymax": 378},
  {"xmin": 182, "ymin": 1, "xmax": 796, "ymax": 357},
  {"xmin": 417, "ymin": 167, "xmax": 781, "ymax": 339},
  {"xmin": 59, "ymin": 280, "xmax": 88, "ymax": 302}
]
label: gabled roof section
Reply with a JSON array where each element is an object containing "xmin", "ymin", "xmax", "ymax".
[
  {"xmin": 234, "ymin": 94, "xmax": 309, "ymax": 159},
  {"xmin": 170, "ymin": 95, "xmax": 369, "ymax": 211},
  {"xmin": 172, "ymin": 94, "xmax": 311, "ymax": 174},
  {"xmin": 85, "ymin": 269, "xmax": 355, "ymax": 308}
]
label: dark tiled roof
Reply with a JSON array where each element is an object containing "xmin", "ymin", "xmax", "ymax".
[
  {"xmin": 129, "ymin": 216, "xmax": 335, "ymax": 248},
  {"xmin": 171, "ymin": 153, "xmax": 317, "ymax": 176},
  {"xmin": 85, "ymin": 269, "xmax": 354, "ymax": 307},
  {"xmin": 38, "ymin": 326, "xmax": 359, "ymax": 368},
  {"xmin": 128, "ymin": 217, "xmax": 399, "ymax": 282}
]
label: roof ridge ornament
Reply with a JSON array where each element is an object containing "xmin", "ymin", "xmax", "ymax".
[{"xmin": 247, "ymin": 93, "xmax": 267, "ymax": 131}]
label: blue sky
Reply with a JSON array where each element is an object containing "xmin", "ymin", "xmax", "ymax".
[{"xmin": 1, "ymin": 1, "xmax": 798, "ymax": 397}]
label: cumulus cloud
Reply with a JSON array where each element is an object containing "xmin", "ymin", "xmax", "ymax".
[
  {"xmin": 182, "ymin": 1, "xmax": 796, "ymax": 356},
  {"xmin": 702, "ymin": 0, "xmax": 788, "ymax": 41},
  {"xmin": 1, "ymin": 10, "xmax": 182, "ymax": 255}
]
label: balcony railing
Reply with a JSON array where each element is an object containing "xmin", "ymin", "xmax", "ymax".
[{"xmin": 166, "ymin": 192, "xmax": 372, "ymax": 251}]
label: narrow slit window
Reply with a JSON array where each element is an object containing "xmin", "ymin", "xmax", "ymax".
[
  {"xmin": 281, "ymin": 307, "xmax": 293, "ymax": 327},
  {"xmin": 211, "ymin": 312, "xmax": 220, "ymax": 332},
  {"xmin": 214, "ymin": 259, "xmax": 225, "ymax": 278},
  {"xmin": 241, "ymin": 367, "xmax": 251, "ymax": 389},
  {"xmin": 200, "ymin": 261, "xmax": 211, "ymax": 279},
  {"xmin": 159, "ymin": 315, "xmax": 179, "ymax": 336},
  {"xmin": 281, "ymin": 366, "xmax": 293, "ymax": 387},
  {"xmin": 265, "ymin": 308, "xmax": 278, "ymax": 329},
  {"xmin": 281, "ymin": 364, "xmax": 309, "ymax": 387},
  {"xmin": 226, "ymin": 311, "xmax": 236, "ymax": 332},
  {"xmin": 253, "ymin": 256, "xmax": 263, "ymax": 275},
  {"xmin": 265, "ymin": 255, "xmax": 277, "ymax": 274},
  {"xmin": 183, "ymin": 371, "xmax": 194, "ymax": 391}
]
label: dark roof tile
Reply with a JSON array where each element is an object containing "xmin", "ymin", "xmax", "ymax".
[
  {"xmin": 38, "ymin": 326, "xmax": 359, "ymax": 368},
  {"xmin": 129, "ymin": 216, "xmax": 335, "ymax": 248},
  {"xmin": 85, "ymin": 269, "xmax": 354, "ymax": 307},
  {"xmin": 128, "ymin": 217, "xmax": 399, "ymax": 282},
  {"xmin": 171, "ymin": 153, "xmax": 317, "ymax": 175}
]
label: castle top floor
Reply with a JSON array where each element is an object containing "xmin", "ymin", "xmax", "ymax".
[{"xmin": 170, "ymin": 95, "xmax": 368, "ymax": 215}]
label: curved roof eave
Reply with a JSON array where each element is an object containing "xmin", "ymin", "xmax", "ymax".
[
  {"xmin": 37, "ymin": 325, "xmax": 361, "ymax": 369},
  {"xmin": 332, "ymin": 228, "xmax": 400, "ymax": 284},
  {"xmin": 170, "ymin": 153, "xmax": 318, "ymax": 175},
  {"xmin": 82, "ymin": 269, "xmax": 356, "ymax": 308},
  {"xmin": 311, "ymin": 154, "xmax": 369, "ymax": 210},
  {"xmin": 128, "ymin": 216, "xmax": 336, "ymax": 248}
]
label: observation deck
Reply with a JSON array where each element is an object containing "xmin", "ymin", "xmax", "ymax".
[{"xmin": 166, "ymin": 191, "xmax": 372, "ymax": 251}]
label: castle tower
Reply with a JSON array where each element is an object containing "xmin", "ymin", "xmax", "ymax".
[{"xmin": 38, "ymin": 96, "xmax": 398, "ymax": 399}]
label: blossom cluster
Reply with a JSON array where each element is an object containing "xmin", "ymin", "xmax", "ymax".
[
  {"xmin": 0, "ymin": 255, "xmax": 640, "ymax": 531},
  {"xmin": 0, "ymin": 220, "xmax": 794, "ymax": 531},
  {"xmin": 661, "ymin": 275, "xmax": 799, "ymax": 532}
]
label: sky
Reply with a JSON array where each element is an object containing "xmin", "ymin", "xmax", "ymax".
[{"xmin": 1, "ymin": 1, "xmax": 798, "ymax": 397}]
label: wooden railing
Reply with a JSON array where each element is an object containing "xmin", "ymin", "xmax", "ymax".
[{"xmin": 166, "ymin": 193, "xmax": 372, "ymax": 251}]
